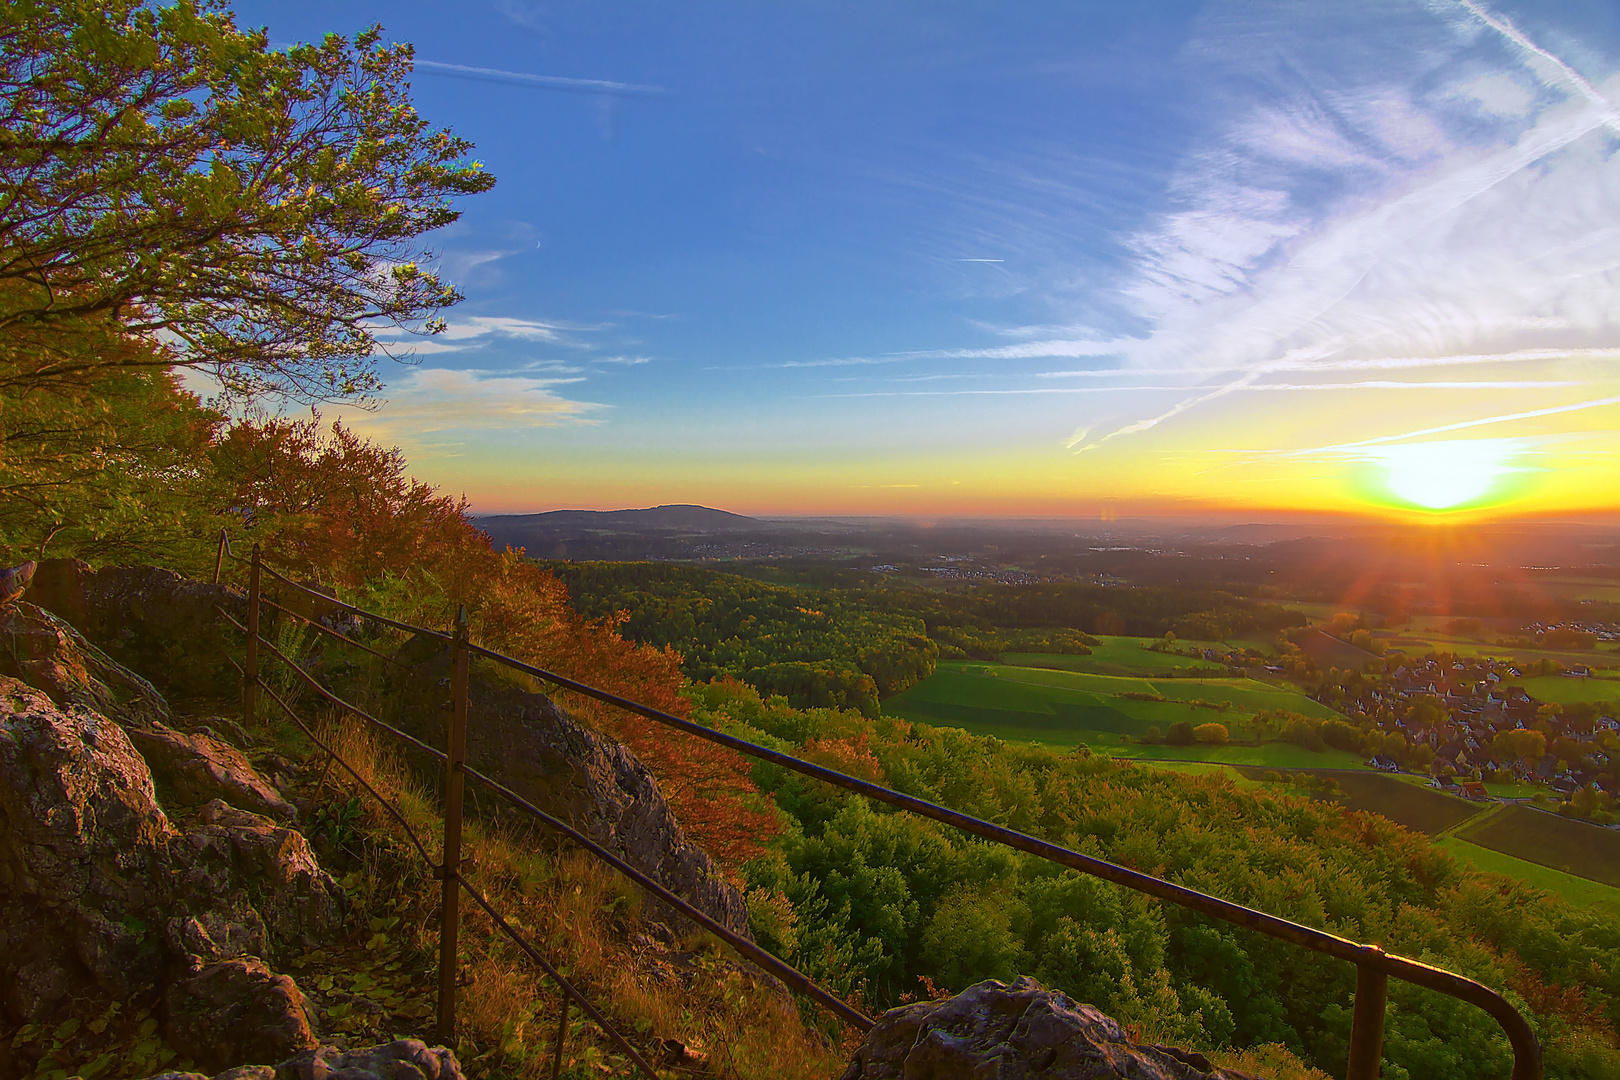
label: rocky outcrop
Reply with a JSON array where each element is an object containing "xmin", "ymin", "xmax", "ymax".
[
  {"xmin": 129, "ymin": 723, "xmax": 297, "ymax": 822},
  {"xmin": 0, "ymin": 600, "xmax": 170, "ymax": 724},
  {"xmin": 386, "ymin": 635, "xmax": 750, "ymax": 939},
  {"xmin": 841, "ymin": 977, "xmax": 1261, "ymax": 1080},
  {"xmin": 141, "ymin": 1039, "xmax": 465, "ymax": 1080},
  {"xmin": 0, "ymin": 678, "xmax": 343, "ymax": 1026},
  {"xmin": 25, "ymin": 559, "xmax": 248, "ymax": 701},
  {"xmin": 163, "ymin": 958, "xmax": 318, "ymax": 1073}
]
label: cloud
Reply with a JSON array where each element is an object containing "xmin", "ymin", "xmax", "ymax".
[
  {"xmin": 415, "ymin": 59, "xmax": 670, "ymax": 97},
  {"xmin": 596, "ymin": 355, "xmax": 653, "ymax": 365},
  {"xmin": 1067, "ymin": 0, "xmax": 1620, "ymax": 453},
  {"xmin": 336, "ymin": 368, "xmax": 602, "ymax": 444}
]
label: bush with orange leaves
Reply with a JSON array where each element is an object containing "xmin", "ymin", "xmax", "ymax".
[{"xmin": 217, "ymin": 415, "xmax": 779, "ymax": 867}]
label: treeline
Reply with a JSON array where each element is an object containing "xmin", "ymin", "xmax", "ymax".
[
  {"xmin": 548, "ymin": 563, "xmax": 1306, "ymax": 711},
  {"xmin": 542, "ymin": 562, "xmax": 937, "ymax": 716},
  {"xmin": 685, "ymin": 680, "xmax": 1620, "ymax": 1080}
]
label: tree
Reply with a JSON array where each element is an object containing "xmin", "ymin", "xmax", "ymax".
[{"xmin": 0, "ymin": 0, "xmax": 494, "ymax": 404}]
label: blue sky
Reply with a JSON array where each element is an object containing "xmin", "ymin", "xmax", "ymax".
[{"xmin": 235, "ymin": 0, "xmax": 1620, "ymax": 518}]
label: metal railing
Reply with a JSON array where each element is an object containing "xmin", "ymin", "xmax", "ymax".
[{"xmin": 212, "ymin": 533, "xmax": 1543, "ymax": 1080}]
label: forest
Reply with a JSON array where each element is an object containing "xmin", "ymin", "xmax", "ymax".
[
  {"xmin": 546, "ymin": 560, "xmax": 1306, "ymax": 711},
  {"xmin": 688, "ymin": 679, "xmax": 1620, "ymax": 1080}
]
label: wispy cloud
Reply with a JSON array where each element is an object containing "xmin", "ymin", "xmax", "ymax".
[
  {"xmin": 1065, "ymin": 0, "xmax": 1620, "ymax": 454},
  {"xmin": 337, "ymin": 368, "xmax": 603, "ymax": 448},
  {"xmin": 415, "ymin": 59, "xmax": 671, "ymax": 97}
]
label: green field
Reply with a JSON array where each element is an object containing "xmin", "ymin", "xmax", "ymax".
[
  {"xmin": 1377, "ymin": 629, "xmax": 1617, "ymax": 669},
  {"xmin": 885, "ymin": 660, "xmax": 1345, "ymax": 749},
  {"xmin": 1233, "ymin": 768, "xmax": 1484, "ymax": 835},
  {"xmin": 1112, "ymin": 744, "xmax": 1363, "ymax": 768},
  {"xmin": 1434, "ymin": 837, "xmax": 1620, "ymax": 909},
  {"xmin": 1507, "ymin": 674, "xmax": 1620, "ymax": 705},
  {"xmin": 1453, "ymin": 804, "xmax": 1620, "ymax": 886},
  {"xmin": 1004, "ymin": 637, "xmax": 1228, "ymax": 678}
]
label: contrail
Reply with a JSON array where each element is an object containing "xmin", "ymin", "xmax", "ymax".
[
  {"xmin": 1456, "ymin": 1, "xmax": 1620, "ymax": 132},
  {"xmin": 1310, "ymin": 394, "xmax": 1620, "ymax": 452},
  {"xmin": 415, "ymin": 59, "xmax": 671, "ymax": 97}
]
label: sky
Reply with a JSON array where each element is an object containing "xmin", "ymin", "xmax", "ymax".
[{"xmin": 233, "ymin": 0, "xmax": 1620, "ymax": 521}]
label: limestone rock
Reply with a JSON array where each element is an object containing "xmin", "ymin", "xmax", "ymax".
[
  {"xmin": 139, "ymin": 1040, "xmax": 465, "ymax": 1080},
  {"xmin": 163, "ymin": 958, "xmax": 318, "ymax": 1074},
  {"xmin": 25, "ymin": 559, "xmax": 248, "ymax": 701},
  {"xmin": 275, "ymin": 1039, "xmax": 465, "ymax": 1080},
  {"xmin": 0, "ymin": 678, "xmax": 342, "ymax": 1025},
  {"xmin": 0, "ymin": 679, "xmax": 172, "ymax": 1021},
  {"xmin": 840, "ymin": 977, "xmax": 1261, "ymax": 1080},
  {"xmin": 0, "ymin": 600, "xmax": 169, "ymax": 724},
  {"xmin": 168, "ymin": 800, "xmax": 344, "ymax": 961},
  {"xmin": 129, "ymin": 722, "xmax": 296, "ymax": 822},
  {"xmin": 387, "ymin": 635, "xmax": 750, "ymax": 939}
]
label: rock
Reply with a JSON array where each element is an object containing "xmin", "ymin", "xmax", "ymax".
[
  {"xmin": 129, "ymin": 722, "xmax": 296, "ymax": 822},
  {"xmin": 274, "ymin": 1040, "xmax": 465, "ymax": 1080},
  {"xmin": 386, "ymin": 635, "xmax": 750, "ymax": 939},
  {"xmin": 839, "ymin": 977, "xmax": 1262, "ymax": 1080},
  {"xmin": 0, "ymin": 679, "xmax": 172, "ymax": 1021},
  {"xmin": 25, "ymin": 559, "xmax": 248, "ymax": 701},
  {"xmin": 168, "ymin": 800, "xmax": 344, "ymax": 961},
  {"xmin": 138, "ymin": 1040, "xmax": 465, "ymax": 1080},
  {"xmin": 0, "ymin": 678, "xmax": 343, "ymax": 1025},
  {"xmin": 0, "ymin": 600, "xmax": 169, "ymax": 724},
  {"xmin": 163, "ymin": 958, "xmax": 318, "ymax": 1074}
]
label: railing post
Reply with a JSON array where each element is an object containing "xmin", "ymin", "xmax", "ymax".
[
  {"xmin": 213, "ymin": 529, "xmax": 228, "ymax": 584},
  {"xmin": 549, "ymin": 985, "xmax": 570, "ymax": 1080},
  {"xmin": 437, "ymin": 605, "xmax": 471, "ymax": 1045},
  {"xmin": 243, "ymin": 545, "xmax": 260, "ymax": 724},
  {"xmin": 1347, "ymin": 954, "xmax": 1388, "ymax": 1080}
]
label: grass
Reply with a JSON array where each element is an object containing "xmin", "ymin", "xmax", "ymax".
[
  {"xmin": 1433, "ymin": 837, "xmax": 1620, "ymax": 909},
  {"xmin": 1506, "ymin": 674, "xmax": 1620, "ymax": 706},
  {"xmin": 1108, "ymin": 743, "xmax": 1364, "ymax": 769},
  {"xmin": 1453, "ymin": 803, "xmax": 1620, "ymax": 887},
  {"xmin": 1376, "ymin": 629, "xmax": 1618, "ymax": 670},
  {"xmin": 1237, "ymin": 768, "xmax": 1484, "ymax": 836},
  {"xmin": 884, "ymin": 660, "xmax": 1344, "ymax": 751},
  {"xmin": 1004, "ymin": 636, "xmax": 1226, "ymax": 678}
]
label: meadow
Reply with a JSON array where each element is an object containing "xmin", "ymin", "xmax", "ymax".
[
  {"xmin": 1453, "ymin": 804, "xmax": 1620, "ymax": 886},
  {"xmin": 1003, "ymin": 635, "xmax": 1229, "ymax": 677},
  {"xmin": 882, "ymin": 658, "xmax": 1344, "ymax": 750},
  {"xmin": 1433, "ymin": 837, "xmax": 1620, "ymax": 910},
  {"xmin": 1507, "ymin": 674, "xmax": 1620, "ymax": 705}
]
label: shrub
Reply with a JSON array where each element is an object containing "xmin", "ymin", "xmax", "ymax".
[{"xmin": 1193, "ymin": 722, "xmax": 1229, "ymax": 744}]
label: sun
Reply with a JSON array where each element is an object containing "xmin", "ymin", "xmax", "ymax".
[{"xmin": 1369, "ymin": 440, "xmax": 1521, "ymax": 511}]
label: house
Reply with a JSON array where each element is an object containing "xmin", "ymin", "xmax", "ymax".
[
  {"xmin": 1569, "ymin": 666, "xmax": 1591, "ymax": 678},
  {"xmin": 1596, "ymin": 716, "xmax": 1619, "ymax": 732},
  {"xmin": 1368, "ymin": 755, "xmax": 1399, "ymax": 772},
  {"xmin": 1459, "ymin": 780, "xmax": 1489, "ymax": 800}
]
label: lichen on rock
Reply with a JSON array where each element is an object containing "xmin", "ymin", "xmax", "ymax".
[{"xmin": 841, "ymin": 976, "xmax": 1262, "ymax": 1080}]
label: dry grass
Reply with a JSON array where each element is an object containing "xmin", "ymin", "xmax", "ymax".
[
  {"xmin": 309, "ymin": 712, "xmax": 848, "ymax": 1080},
  {"xmin": 1208, "ymin": 1043, "xmax": 1331, "ymax": 1080}
]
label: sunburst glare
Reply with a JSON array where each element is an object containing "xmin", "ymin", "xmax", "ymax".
[{"xmin": 1369, "ymin": 439, "xmax": 1524, "ymax": 511}]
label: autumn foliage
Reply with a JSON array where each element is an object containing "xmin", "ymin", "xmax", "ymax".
[{"xmin": 218, "ymin": 414, "xmax": 779, "ymax": 866}]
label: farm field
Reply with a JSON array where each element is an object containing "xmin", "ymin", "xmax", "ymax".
[
  {"xmin": 1433, "ymin": 837, "xmax": 1620, "ymax": 909},
  {"xmin": 885, "ymin": 660, "xmax": 1346, "ymax": 750},
  {"xmin": 1112, "ymin": 744, "xmax": 1363, "ymax": 769},
  {"xmin": 1230, "ymin": 768, "xmax": 1485, "ymax": 835},
  {"xmin": 1507, "ymin": 674, "xmax": 1620, "ymax": 705},
  {"xmin": 1004, "ymin": 636, "xmax": 1225, "ymax": 677},
  {"xmin": 1376, "ymin": 629, "xmax": 1617, "ymax": 670},
  {"xmin": 1453, "ymin": 804, "xmax": 1620, "ymax": 886}
]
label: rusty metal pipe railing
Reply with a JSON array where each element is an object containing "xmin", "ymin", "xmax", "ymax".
[
  {"xmin": 457, "ymin": 643, "xmax": 1544, "ymax": 1080},
  {"xmin": 222, "ymin": 536, "xmax": 1545, "ymax": 1080},
  {"xmin": 457, "ymin": 760, "xmax": 874, "ymax": 1031}
]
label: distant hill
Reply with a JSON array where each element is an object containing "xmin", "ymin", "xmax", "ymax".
[
  {"xmin": 477, "ymin": 504, "xmax": 761, "ymax": 532},
  {"xmin": 474, "ymin": 504, "xmax": 766, "ymax": 559}
]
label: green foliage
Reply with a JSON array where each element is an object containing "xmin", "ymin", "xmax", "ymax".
[
  {"xmin": 0, "ymin": 0, "xmax": 494, "ymax": 404},
  {"xmin": 546, "ymin": 562, "xmax": 939, "ymax": 702},
  {"xmin": 695, "ymin": 681, "xmax": 1620, "ymax": 1079}
]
